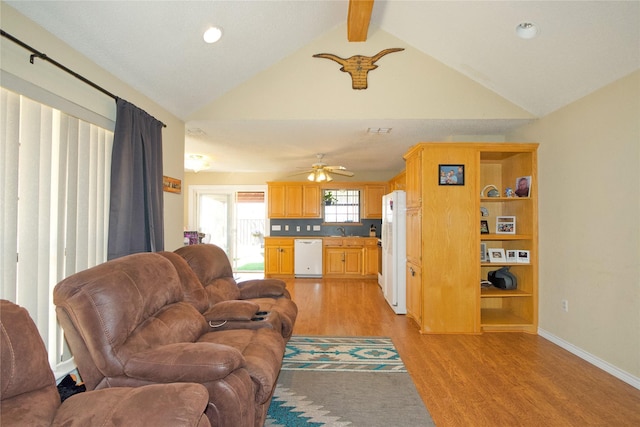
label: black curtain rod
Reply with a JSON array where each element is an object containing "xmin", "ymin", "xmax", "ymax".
[{"xmin": 1, "ymin": 29, "xmax": 166, "ymax": 128}]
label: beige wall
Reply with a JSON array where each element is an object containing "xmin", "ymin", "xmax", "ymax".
[
  {"xmin": 508, "ymin": 71, "xmax": 640, "ymax": 379},
  {"xmin": 1, "ymin": 3, "xmax": 186, "ymax": 251}
]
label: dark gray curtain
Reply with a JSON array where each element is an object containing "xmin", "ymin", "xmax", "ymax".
[{"xmin": 107, "ymin": 98, "xmax": 164, "ymax": 260}]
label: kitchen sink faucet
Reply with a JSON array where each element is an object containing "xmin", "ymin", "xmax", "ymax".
[{"xmin": 336, "ymin": 227, "xmax": 345, "ymax": 237}]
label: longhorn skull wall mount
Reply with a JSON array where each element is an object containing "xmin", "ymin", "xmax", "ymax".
[{"xmin": 313, "ymin": 48, "xmax": 404, "ymax": 90}]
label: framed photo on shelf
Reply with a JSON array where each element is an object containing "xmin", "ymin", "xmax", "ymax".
[
  {"xmin": 496, "ymin": 216, "xmax": 516, "ymax": 234},
  {"xmin": 439, "ymin": 164, "xmax": 464, "ymax": 185},
  {"xmin": 488, "ymin": 248, "xmax": 506, "ymax": 263},
  {"xmin": 480, "ymin": 220, "xmax": 490, "ymax": 234},
  {"xmin": 515, "ymin": 176, "xmax": 531, "ymax": 197},
  {"xmin": 480, "ymin": 243, "xmax": 488, "ymax": 262},
  {"xmin": 506, "ymin": 250, "xmax": 517, "ymax": 263},
  {"xmin": 517, "ymin": 250, "xmax": 531, "ymax": 264}
]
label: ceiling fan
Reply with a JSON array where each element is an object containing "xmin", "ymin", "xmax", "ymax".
[{"xmin": 294, "ymin": 154, "xmax": 355, "ymax": 182}]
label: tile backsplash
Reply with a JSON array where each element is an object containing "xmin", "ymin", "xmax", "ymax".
[{"xmin": 269, "ymin": 218, "xmax": 381, "ymax": 238}]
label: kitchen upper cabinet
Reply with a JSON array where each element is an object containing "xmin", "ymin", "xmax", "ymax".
[
  {"xmin": 404, "ymin": 146, "xmax": 422, "ymax": 208},
  {"xmin": 302, "ymin": 185, "xmax": 321, "ymax": 218},
  {"xmin": 362, "ymin": 184, "xmax": 387, "ymax": 219},
  {"xmin": 388, "ymin": 170, "xmax": 406, "ymax": 191},
  {"xmin": 268, "ymin": 184, "xmax": 286, "ymax": 218},
  {"xmin": 267, "ymin": 183, "xmax": 320, "ymax": 218}
]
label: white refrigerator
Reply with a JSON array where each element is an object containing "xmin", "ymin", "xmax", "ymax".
[{"xmin": 381, "ymin": 190, "xmax": 407, "ymax": 314}]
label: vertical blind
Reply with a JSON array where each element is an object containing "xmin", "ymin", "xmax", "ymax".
[{"xmin": 0, "ymin": 87, "xmax": 113, "ymax": 376}]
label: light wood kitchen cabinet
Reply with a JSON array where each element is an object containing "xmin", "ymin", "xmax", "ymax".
[
  {"xmin": 362, "ymin": 184, "xmax": 387, "ymax": 219},
  {"xmin": 363, "ymin": 238, "xmax": 379, "ymax": 276},
  {"xmin": 404, "ymin": 146, "xmax": 422, "ymax": 209},
  {"xmin": 264, "ymin": 237, "xmax": 294, "ymax": 277},
  {"xmin": 267, "ymin": 183, "xmax": 320, "ymax": 218},
  {"xmin": 388, "ymin": 170, "xmax": 406, "ymax": 191},
  {"xmin": 302, "ymin": 185, "xmax": 321, "ymax": 217},
  {"xmin": 268, "ymin": 184, "xmax": 287, "ymax": 218},
  {"xmin": 323, "ymin": 237, "xmax": 377, "ymax": 278},
  {"xmin": 325, "ymin": 247, "xmax": 362, "ymax": 275},
  {"xmin": 403, "ymin": 142, "xmax": 538, "ymax": 334},
  {"xmin": 406, "ymin": 208, "xmax": 421, "ymax": 265},
  {"xmin": 406, "ymin": 261, "xmax": 422, "ymax": 327}
]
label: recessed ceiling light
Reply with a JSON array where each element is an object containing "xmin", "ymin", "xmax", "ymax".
[
  {"xmin": 203, "ymin": 26, "xmax": 222, "ymax": 44},
  {"xmin": 516, "ymin": 22, "xmax": 539, "ymax": 39}
]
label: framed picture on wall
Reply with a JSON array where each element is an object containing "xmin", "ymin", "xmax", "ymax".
[{"xmin": 438, "ymin": 164, "xmax": 464, "ymax": 185}]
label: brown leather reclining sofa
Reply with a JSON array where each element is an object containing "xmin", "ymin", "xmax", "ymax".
[
  {"xmin": 53, "ymin": 247, "xmax": 296, "ymax": 427},
  {"xmin": 173, "ymin": 243, "xmax": 298, "ymax": 340},
  {"xmin": 0, "ymin": 299, "xmax": 211, "ymax": 427}
]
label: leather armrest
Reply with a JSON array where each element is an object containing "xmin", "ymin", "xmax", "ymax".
[
  {"xmin": 52, "ymin": 383, "xmax": 210, "ymax": 427},
  {"xmin": 124, "ymin": 342, "xmax": 244, "ymax": 383},
  {"xmin": 238, "ymin": 279, "xmax": 286, "ymax": 299},
  {"xmin": 204, "ymin": 300, "xmax": 260, "ymax": 321}
]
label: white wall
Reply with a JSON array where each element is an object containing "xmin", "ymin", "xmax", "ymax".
[
  {"xmin": 508, "ymin": 71, "xmax": 640, "ymax": 382},
  {"xmin": 1, "ymin": 3, "xmax": 186, "ymax": 251}
]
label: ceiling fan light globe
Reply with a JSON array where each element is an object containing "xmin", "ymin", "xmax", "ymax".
[{"xmin": 307, "ymin": 172, "xmax": 315, "ymax": 181}]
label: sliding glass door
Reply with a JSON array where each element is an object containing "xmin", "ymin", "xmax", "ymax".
[{"xmin": 190, "ymin": 186, "xmax": 266, "ymax": 272}]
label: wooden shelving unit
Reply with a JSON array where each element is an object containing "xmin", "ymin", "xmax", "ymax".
[{"xmin": 404, "ymin": 142, "xmax": 538, "ymax": 334}]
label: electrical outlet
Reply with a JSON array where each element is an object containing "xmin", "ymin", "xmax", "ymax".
[
  {"xmin": 306, "ymin": 225, "xmax": 311, "ymax": 231},
  {"xmin": 561, "ymin": 299, "xmax": 569, "ymax": 312},
  {"xmin": 296, "ymin": 226, "xmax": 300, "ymax": 232},
  {"xmin": 285, "ymin": 225, "xmax": 289, "ymax": 231}
]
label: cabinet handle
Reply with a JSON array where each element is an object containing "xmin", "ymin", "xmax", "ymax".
[{"xmin": 409, "ymin": 267, "xmax": 415, "ymax": 276}]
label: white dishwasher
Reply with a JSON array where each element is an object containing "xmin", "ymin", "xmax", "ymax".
[{"xmin": 294, "ymin": 239, "xmax": 323, "ymax": 278}]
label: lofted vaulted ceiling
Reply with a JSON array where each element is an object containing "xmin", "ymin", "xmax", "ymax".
[{"xmin": 5, "ymin": 0, "xmax": 639, "ymax": 177}]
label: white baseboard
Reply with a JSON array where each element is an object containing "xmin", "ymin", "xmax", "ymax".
[{"xmin": 538, "ymin": 328, "xmax": 640, "ymax": 390}]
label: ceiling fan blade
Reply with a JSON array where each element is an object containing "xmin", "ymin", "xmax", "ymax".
[
  {"xmin": 329, "ymin": 169, "xmax": 354, "ymax": 177},
  {"xmin": 324, "ymin": 165, "xmax": 347, "ymax": 170},
  {"xmin": 289, "ymin": 169, "xmax": 314, "ymax": 176}
]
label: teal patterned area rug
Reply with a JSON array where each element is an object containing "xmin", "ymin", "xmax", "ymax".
[{"xmin": 264, "ymin": 336, "xmax": 434, "ymax": 427}]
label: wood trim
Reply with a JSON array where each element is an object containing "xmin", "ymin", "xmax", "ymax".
[{"xmin": 347, "ymin": 0, "xmax": 374, "ymax": 42}]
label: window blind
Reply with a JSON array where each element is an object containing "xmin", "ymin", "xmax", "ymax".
[{"xmin": 0, "ymin": 87, "xmax": 113, "ymax": 377}]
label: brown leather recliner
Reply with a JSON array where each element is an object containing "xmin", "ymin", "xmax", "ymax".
[
  {"xmin": 159, "ymin": 251, "xmax": 284, "ymax": 336},
  {"xmin": 0, "ymin": 299, "xmax": 211, "ymax": 427},
  {"xmin": 174, "ymin": 244, "xmax": 298, "ymax": 340},
  {"xmin": 53, "ymin": 252, "xmax": 286, "ymax": 427}
]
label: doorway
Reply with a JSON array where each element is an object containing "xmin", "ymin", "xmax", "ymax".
[{"xmin": 189, "ymin": 185, "xmax": 267, "ymax": 272}]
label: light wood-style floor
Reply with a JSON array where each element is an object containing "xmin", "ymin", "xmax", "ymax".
[{"xmin": 282, "ymin": 277, "xmax": 640, "ymax": 427}]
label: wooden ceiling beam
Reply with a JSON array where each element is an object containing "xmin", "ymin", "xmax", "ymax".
[{"xmin": 347, "ymin": 0, "xmax": 374, "ymax": 42}]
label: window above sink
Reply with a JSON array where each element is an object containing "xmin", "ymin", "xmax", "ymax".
[{"xmin": 323, "ymin": 189, "xmax": 360, "ymax": 223}]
